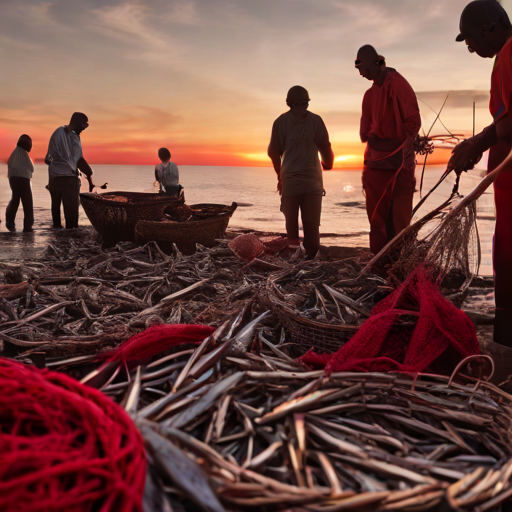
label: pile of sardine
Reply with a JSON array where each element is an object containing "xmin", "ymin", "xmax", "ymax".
[
  {"xmin": 267, "ymin": 261, "xmax": 390, "ymax": 326},
  {"xmin": 46, "ymin": 315, "xmax": 512, "ymax": 512},
  {"xmin": 0, "ymin": 229, "xmax": 283, "ymax": 358},
  {"xmin": 0, "ymin": 229, "xmax": 370, "ymax": 359}
]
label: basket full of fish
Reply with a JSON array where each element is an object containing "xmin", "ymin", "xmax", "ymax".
[
  {"xmin": 266, "ymin": 260, "xmax": 390, "ymax": 354},
  {"xmin": 46, "ymin": 318, "xmax": 512, "ymax": 512}
]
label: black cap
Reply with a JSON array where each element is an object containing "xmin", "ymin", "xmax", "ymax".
[{"xmin": 456, "ymin": 0, "xmax": 509, "ymax": 42}]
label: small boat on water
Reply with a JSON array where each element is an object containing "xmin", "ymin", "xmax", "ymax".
[
  {"xmin": 80, "ymin": 191, "xmax": 182, "ymax": 242},
  {"xmin": 135, "ymin": 202, "xmax": 237, "ymax": 254}
]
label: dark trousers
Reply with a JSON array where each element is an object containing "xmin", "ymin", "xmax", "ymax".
[
  {"xmin": 281, "ymin": 193, "xmax": 322, "ymax": 258},
  {"xmin": 5, "ymin": 177, "xmax": 34, "ymax": 231},
  {"xmin": 48, "ymin": 176, "xmax": 81, "ymax": 229}
]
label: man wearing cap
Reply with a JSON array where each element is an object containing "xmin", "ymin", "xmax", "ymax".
[
  {"xmin": 45, "ymin": 112, "xmax": 94, "ymax": 229},
  {"xmin": 356, "ymin": 45, "xmax": 421, "ymax": 254},
  {"xmin": 449, "ymin": 0, "xmax": 512, "ymax": 347},
  {"xmin": 268, "ymin": 86, "xmax": 334, "ymax": 259}
]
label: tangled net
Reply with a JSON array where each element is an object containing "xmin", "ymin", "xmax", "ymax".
[
  {"xmin": 301, "ymin": 265, "xmax": 480, "ymax": 375},
  {"xmin": 359, "ymin": 152, "xmax": 510, "ymax": 299},
  {"xmin": 0, "ymin": 357, "xmax": 146, "ymax": 512},
  {"xmin": 389, "ymin": 197, "xmax": 480, "ymax": 296}
]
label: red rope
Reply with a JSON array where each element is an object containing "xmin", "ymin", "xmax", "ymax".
[
  {"xmin": 104, "ymin": 324, "xmax": 215, "ymax": 363},
  {"xmin": 0, "ymin": 357, "xmax": 146, "ymax": 512}
]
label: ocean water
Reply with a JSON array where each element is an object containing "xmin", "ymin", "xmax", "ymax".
[{"xmin": 0, "ymin": 163, "xmax": 495, "ymax": 275}]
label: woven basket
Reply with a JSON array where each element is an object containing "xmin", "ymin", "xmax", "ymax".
[
  {"xmin": 134, "ymin": 202, "xmax": 237, "ymax": 254},
  {"xmin": 266, "ymin": 271, "xmax": 359, "ymax": 354},
  {"xmin": 80, "ymin": 192, "xmax": 182, "ymax": 242}
]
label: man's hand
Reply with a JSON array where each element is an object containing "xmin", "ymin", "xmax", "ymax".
[
  {"xmin": 277, "ymin": 174, "xmax": 282, "ymax": 196},
  {"xmin": 86, "ymin": 175, "xmax": 95, "ymax": 193},
  {"xmin": 448, "ymin": 138, "xmax": 483, "ymax": 175}
]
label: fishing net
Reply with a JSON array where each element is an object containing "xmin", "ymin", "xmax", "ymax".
[
  {"xmin": 228, "ymin": 233, "xmax": 289, "ymax": 261},
  {"xmin": 104, "ymin": 324, "xmax": 215, "ymax": 364},
  {"xmin": 388, "ymin": 195, "xmax": 480, "ymax": 295},
  {"xmin": 0, "ymin": 357, "xmax": 146, "ymax": 512},
  {"xmin": 300, "ymin": 265, "xmax": 480, "ymax": 374},
  {"xmin": 228, "ymin": 234, "xmax": 266, "ymax": 261},
  {"xmin": 362, "ymin": 159, "xmax": 507, "ymax": 296}
]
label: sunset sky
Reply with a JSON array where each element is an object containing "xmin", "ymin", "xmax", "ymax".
[{"xmin": 0, "ymin": 0, "xmax": 509, "ymax": 167}]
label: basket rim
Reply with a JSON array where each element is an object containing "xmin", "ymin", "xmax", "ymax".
[
  {"xmin": 266, "ymin": 269, "xmax": 361, "ymax": 333},
  {"xmin": 80, "ymin": 191, "xmax": 178, "ymax": 207},
  {"xmin": 136, "ymin": 202, "xmax": 237, "ymax": 229}
]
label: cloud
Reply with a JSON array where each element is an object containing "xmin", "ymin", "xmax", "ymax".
[
  {"xmin": 319, "ymin": 111, "xmax": 362, "ymax": 127},
  {"xmin": 166, "ymin": 1, "xmax": 200, "ymax": 25},
  {"xmin": 416, "ymin": 90, "xmax": 490, "ymax": 109},
  {"xmin": 90, "ymin": 1, "xmax": 166, "ymax": 51},
  {"xmin": 14, "ymin": 1, "xmax": 57, "ymax": 26}
]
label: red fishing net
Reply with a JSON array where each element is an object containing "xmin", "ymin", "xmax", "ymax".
[
  {"xmin": 104, "ymin": 324, "xmax": 215, "ymax": 363},
  {"xmin": 229, "ymin": 234, "xmax": 290, "ymax": 261},
  {"xmin": 260, "ymin": 236, "xmax": 289, "ymax": 254},
  {"xmin": 0, "ymin": 357, "xmax": 146, "ymax": 512},
  {"xmin": 228, "ymin": 234, "xmax": 266, "ymax": 261},
  {"xmin": 300, "ymin": 265, "xmax": 480, "ymax": 375}
]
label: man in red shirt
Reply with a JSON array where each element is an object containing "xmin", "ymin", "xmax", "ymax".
[
  {"xmin": 449, "ymin": 0, "xmax": 512, "ymax": 347},
  {"xmin": 356, "ymin": 45, "xmax": 421, "ymax": 254}
]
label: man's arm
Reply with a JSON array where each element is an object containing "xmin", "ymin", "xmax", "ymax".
[
  {"xmin": 396, "ymin": 82, "xmax": 422, "ymax": 140},
  {"xmin": 448, "ymin": 122, "xmax": 501, "ymax": 173},
  {"xmin": 45, "ymin": 129, "xmax": 59, "ymax": 165},
  {"xmin": 360, "ymin": 92, "xmax": 371, "ymax": 143},
  {"xmin": 77, "ymin": 157, "xmax": 95, "ymax": 192},
  {"xmin": 316, "ymin": 119, "xmax": 334, "ymax": 170},
  {"xmin": 267, "ymin": 120, "xmax": 283, "ymax": 175}
]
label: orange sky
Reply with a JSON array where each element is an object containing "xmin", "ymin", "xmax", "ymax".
[{"xmin": 0, "ymin": 0, "xmax": 502, "ymax": 168}]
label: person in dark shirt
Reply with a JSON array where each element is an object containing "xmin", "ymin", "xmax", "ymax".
[{"xmin": 268, "ymin": 86, "xmax": 334, "ymax": 259}]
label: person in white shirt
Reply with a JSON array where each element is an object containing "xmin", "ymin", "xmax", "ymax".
[
  {"xmin": 154, "ymin": 148, "xmax": 182, "ymax": 197},
  {"xmin": 5, "ymin": 135, "xmax": 35, "ymax": 232},
  {"xmin": 45, "ymin": 112, "xmax": 94, "ymax": 229}
]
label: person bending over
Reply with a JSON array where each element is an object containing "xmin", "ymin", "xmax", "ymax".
[
  {"xmin": 356, "ymin": 45, "xmax": 421, "ymax": 254},
  {"xmin": 5, "ymin": 134, "xmax": 35, "ymax": 232},
  {"xmin": 45, "ymin": 112, "xmax": 93, "ymax": 229},
  {"xmin": 268, "ymin": 86, "xmax": 334, "ymax": 259},
  {"xmin": 155, "ymin": 148, "xmax": 183, "ymax": 197}
]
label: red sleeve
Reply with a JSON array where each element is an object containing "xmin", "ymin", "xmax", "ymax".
[
  {"xmin": 396, "ymin": 78, "xmax": 421, "ymax": 139},
  {"xmin": 360, "ymin": 90, "xmax": 372, "ymax": 142},
  {"xmin": 490, "ymin": 42, "xmax": 512, "ymax": 121}
]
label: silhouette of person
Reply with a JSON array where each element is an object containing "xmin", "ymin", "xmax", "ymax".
[
  {"xmin": 356, "ymin": 45, "xmax": 421, "ymax": 254},
  {"xmin": 155, "ymin": 147, "xmax": 183, "ymax": 197},
  {"xmin": 45, "ymin": 112, "xmax": 93, "ymax": 229},
  {"xmin": 448, "ymin": 0, "xmax": 512, "ymax": 347},
  {"xmin": 5, "ymin": 134, "xmax": 34, "ymax": 232},
  {"xmin": 268, "ymin": 86, "xmax": 334, "ymax": 259}
]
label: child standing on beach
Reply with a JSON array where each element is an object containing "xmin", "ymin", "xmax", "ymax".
[{"xmin": 154, "ymin": 148, "xmax": 182, "ymax": 197}]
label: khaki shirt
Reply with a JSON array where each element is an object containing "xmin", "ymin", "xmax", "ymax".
[{"xmin": 268, "ymin": 111, "xmax": 332, "ymax": 196}]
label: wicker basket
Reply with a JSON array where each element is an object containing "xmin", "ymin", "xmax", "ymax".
[
  {"xmin": 80, "ymin": 191, "xmax": 182, "ymax": 242},
  {"xmin": 134, "ymin": 202, "xmax": 237, "ymax": 254},
  {"xmin": 266, "ymin": 271, "xmax": 360, "ymax": 354}
]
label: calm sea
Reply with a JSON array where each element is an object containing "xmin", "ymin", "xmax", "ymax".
[{"xmin": 0, "ymin": 163, "xmax": 495, "ymax": 275}]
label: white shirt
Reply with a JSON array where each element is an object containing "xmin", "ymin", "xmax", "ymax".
[
  {"xmin": 7, "ymin": 146, "xmax": 34, "ymax": 179},
  {"xmin": 155, "ymin": 161, "xmax": 179, "ymax": 190},
  {"xmin": 46, "ymin": 126, "xmax": 83, "ymax": 178}
]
